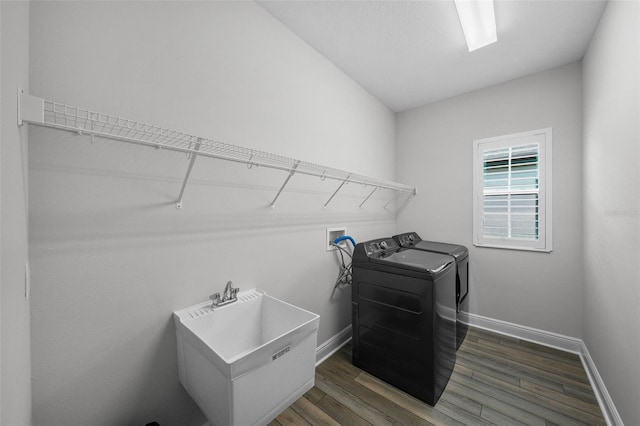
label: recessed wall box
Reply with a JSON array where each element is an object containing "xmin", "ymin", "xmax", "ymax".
[{"xmin": 326, "ymin": 227, "xmax": 347, "ymax": 251}]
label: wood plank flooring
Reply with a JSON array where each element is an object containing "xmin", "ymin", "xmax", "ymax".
[{"xmin": 269, "ymin": 327, "xmax": 605, "ymax": 425}]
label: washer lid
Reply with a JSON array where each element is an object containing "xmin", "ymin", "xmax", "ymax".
[
  {"xmin": 372, "ymin": 249, "xmax": 454, "ymax": 275},
  {"xmin": 414, "ymin": 241, "xmax": 468, "ymax": 259}
]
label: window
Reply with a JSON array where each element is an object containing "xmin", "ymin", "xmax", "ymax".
[{"xmin": 473, "ymin": 128, "xmax": 552, "ymax": 252}]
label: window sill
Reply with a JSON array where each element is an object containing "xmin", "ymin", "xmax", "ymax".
[{"xmin": 473, "ymin": 242, "xmax": 552, "ymax": 253}]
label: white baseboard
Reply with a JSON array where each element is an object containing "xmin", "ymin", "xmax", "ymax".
[
  {"xmin": 462, "ymin": 312, "xmax": 584, "ymax": 354},
  {"xmin": 462, "ymin": 312, "xmax": 622, "ymax": 426},
  {"xmin": 579, "ymin": 343, "xmax": 624, "ymax": 426},
  {"xmin": 315, "ymin": 325, "xmax": 351, "ymax": 366}
]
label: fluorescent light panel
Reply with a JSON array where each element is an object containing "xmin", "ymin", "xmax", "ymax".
[{"xmin": 454, "ymin": 0, "xmax": 497, "ymax": 52}]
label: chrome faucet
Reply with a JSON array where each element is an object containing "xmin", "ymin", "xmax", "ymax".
[
  {"xmin": 223, "ymin": 281, "xmax": 234, "ymax": 301},
  {"xmin": 210, "ymin": 281, "xmax": 239, "ymax": 308}
]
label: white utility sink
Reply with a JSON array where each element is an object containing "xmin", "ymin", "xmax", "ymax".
[{"xmin": 174, "ymin": 288, "xmax": 320, "ymax": 426}]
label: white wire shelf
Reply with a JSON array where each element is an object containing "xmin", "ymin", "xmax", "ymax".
[{"xmin": 18, "ymin": 88, "xmax": 416, "ymax": 209}]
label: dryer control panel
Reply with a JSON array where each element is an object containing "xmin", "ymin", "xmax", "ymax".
[
  {"xmin": 363, "ymin": 238, "xmax": 399, "ymax": 257},
  {"xmin": 394, "ymin": 232, "xmax": 422, "ymax": 247}
]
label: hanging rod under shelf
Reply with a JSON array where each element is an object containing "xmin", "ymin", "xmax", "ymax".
[{"xmin": 17, "ymin": 88, "xmax": 417, "ymax": 208}]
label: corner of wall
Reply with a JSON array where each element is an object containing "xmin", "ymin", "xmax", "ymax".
[
  {"xmin": 579, "ymin": 343, "xmax": 624, "ymax": 426},
  {"xmin": 1, "ymin": 1, "xmax": 32, "ymax": 424},
  {"xmin": 581, "ymin": 1, "xmax": 640, "ymax": 424}
]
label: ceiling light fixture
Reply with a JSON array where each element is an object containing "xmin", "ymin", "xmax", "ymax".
[{"xmin": 454, "ymin": 0, "xmax": 497, "ymax": 52}]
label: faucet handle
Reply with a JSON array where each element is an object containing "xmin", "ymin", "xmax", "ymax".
[{"xmin": 210, "ymin": 293, "xmax": 221, "ymax": 306}]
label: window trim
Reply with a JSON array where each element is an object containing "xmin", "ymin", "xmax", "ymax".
[{"xmin": 472, "ymin": 128, "xmax": 553, "ymax": 252}]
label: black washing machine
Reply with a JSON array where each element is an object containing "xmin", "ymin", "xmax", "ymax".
[
  {"xmin": 393, "ymin": 232, "xmax": 469, "ymax": 349},
  {"xmin": 351, "ymin": 237, "xmax": 457, "ymax": 406}
]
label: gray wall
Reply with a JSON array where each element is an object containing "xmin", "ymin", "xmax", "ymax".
[
  {"xmin": 396, "ymin": 62, "xmax": 584, "ymax": 338},
  {"xmin": 583, "ymin": 0, "xmax": 640, "ymax": 424},
  {"xmin": 20, "ymin": 2, "xmax": 640, "ymax": 425},
  {"xmin": 28, "ymin": 2, "xmax": 397, "ymax": 425},
  {"xmin": 1, "ymin": 1, "xmax": 32, "ymax": 425}
]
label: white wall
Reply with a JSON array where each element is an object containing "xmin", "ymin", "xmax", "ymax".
[
  {"xmin": 396, "ymin": 62, "xmax": 584, "ymax": 338},
  {"xmin": 583, "ymin": 0, "xmax": 640, "ymax": 424},
  {"xmin": 28, "ymin": 2, "xmax": 396, "ymax": 425},
  {"xmin": 1, "ymin": 1, "xmax": 32, "ymax": 425}
]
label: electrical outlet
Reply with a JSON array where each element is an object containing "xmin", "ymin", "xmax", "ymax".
[{"xmin": 326, "ymin": 227, "xmax": 347, "ymax": 251}]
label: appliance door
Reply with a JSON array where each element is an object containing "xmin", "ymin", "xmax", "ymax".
[
  {"xmin": 371, "ymin": 249, "xmax": 454, "ymax": 276},
  {"xmin": 415, "ymin": 241, "xmax": 466, "ymax": 258}
]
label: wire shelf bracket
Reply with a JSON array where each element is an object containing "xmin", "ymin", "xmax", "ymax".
[
  {"xmin": 17, "ymin": 89, "xmax": 417, "ymax": 209},
  {"xmin": 269, "ymin": 160, "xmax": 300, "ymax": 209},
  {"xmin": 175, "ymin": 137, "xmax": 203, "ymax": 209},
  {"xmin": 359, "ymin": 187, "xmax": 378, "ymax": 209},
  {"xmin": 323, "ymin": 174, "xmax": 351, "ymax": 209}
]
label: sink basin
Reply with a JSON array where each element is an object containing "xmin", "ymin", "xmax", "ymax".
[{"xmin": 174, "ymin": 288, "xmax": 320, "ymax": 426}]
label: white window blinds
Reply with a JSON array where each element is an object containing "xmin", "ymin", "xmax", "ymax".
[
  {"xmin": 473, "ymin": 128, "xmax": 552, "ymax": 252},
  {"xmin": 482, "ymin": 144, "xmax": 539, "ymax": 240}
]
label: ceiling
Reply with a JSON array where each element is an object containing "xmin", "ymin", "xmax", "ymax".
[{"xmin": 257, "ymin": 0, "xmax": 608, "ymax": 112}]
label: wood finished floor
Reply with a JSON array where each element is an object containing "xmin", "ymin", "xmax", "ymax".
[{"xmin": 269, "ymin": 327, "xmax": 605, "ymax": 426}]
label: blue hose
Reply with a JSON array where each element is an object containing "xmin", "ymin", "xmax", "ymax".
[{"xmin": 334, "ymin": 235, "xmax": 356, "ymax": 248}]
